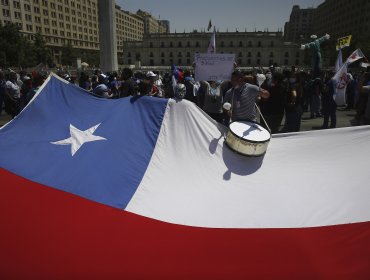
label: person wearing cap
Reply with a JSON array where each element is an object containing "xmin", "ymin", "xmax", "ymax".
[
  {"xmin": 92, "ymin": 84, "xmax": 113, "ymax": 99},
  {"xmin": 145, "ymin": 71, "xmax": 162, "ymax": 97}
]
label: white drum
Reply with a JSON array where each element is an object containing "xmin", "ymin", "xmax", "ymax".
[{"xmin": 225, "ymin": 121, "xmax": 271, "ymax": 157}]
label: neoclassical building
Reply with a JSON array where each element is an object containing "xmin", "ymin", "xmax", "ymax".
[{"xmin": 122, "ymin": 31, "xmax": 301, "ymax": 67}]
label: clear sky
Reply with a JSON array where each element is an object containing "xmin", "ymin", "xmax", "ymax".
[{"xmin": 116, "ymin": 0, "xmax": 324, "ymax": 33}]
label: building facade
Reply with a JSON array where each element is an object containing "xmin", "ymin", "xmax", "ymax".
[
  {"xmin": 122, "ymin": 31, "xmax": 301, "ymax": 68},
  {"xmin": 284, "ymin": 5, "xmax": 315, "ymax": 42},
  {"xmin": 115, "ymin": 6, "xmax": 144, "ymax": 54},
  {"xmin": 136, "ymin": 9, "xmax": 166, "ymax": 34},
  {"xmin": 0, "ymin": 0, "xmax": 169, "ymax": 65},
  {"xmin": 313, "ymin": 0, "xmax": 370, "ymax": 40}
]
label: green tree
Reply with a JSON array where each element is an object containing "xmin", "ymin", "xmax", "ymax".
[
  {"xmin": 61, "ymin": 43, "xmax": 76, "ymax": 66},
  {"xmin": 0, "ymin": 22, "xmax": 25, "ymax": 67},
  {"xmin": 32, "ymin": 32, "xmax": 52, "ymax": 65}
]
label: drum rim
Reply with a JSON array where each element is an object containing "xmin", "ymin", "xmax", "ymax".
[
  {"xmin": 224, "ymin": 140, "xmax": 267, "ymax": 157},
  {"xmin": 228, "ymin": 121, "xmax": 271, "ymax": 144}
]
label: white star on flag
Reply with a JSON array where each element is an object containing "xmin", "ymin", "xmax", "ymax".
[{"xmin": 51, "ymin": 123, "xmax": 107, "ymax": 156}]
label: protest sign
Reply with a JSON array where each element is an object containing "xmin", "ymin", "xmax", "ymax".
[{"xmin": 194, "ymin": 53, "xmax": 235, "ymax": 81}]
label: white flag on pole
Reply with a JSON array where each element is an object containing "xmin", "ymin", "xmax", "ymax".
[
  {"xmin": 207, "ymin": 27, "xmax": 216, "ymax": 54},
  {"xmin": 345, "ymin": 48, "xmax": 365, "ymax": 64}
]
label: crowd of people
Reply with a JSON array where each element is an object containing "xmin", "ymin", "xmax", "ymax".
[{"xmin": 1, "ymin": 65, "xmax": 370, "ymax": 133}]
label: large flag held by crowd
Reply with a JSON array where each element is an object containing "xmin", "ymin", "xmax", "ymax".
[{"xmin": 0, "ymin": 74, "xmax": 370, "ymax": 279}]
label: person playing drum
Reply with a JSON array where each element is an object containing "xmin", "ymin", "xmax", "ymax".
[{"xmin": 223, "ymin": 70, "xmax": 270, "ymax": 124}]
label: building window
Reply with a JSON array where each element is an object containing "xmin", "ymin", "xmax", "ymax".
[
  {"xmin": 178, "ymin": 42, "xmax": 182, "ymax": 47},
  {"xmin": 285, "ymin": 52, "xmax": 289, "ymax": 57},
  {"xmin": 248, "ymin": 52, "xmax": 251, "ymax": 57},
  {"xmin": 187, "ymin": 41, "xmax": 191, "ymax": 47},
  {"xmin": 149, "ymin": 42, "xmax": 153, "ymax": 48},
  {"xmin": 270, "ymin": 41, "xmax": 274, "ymax": 47},
  {"xmin": 247, "ymin": 59, "xmax": 251, "ymax": 65},
  {"xmin": 161, "ymin": 42, "xmax": 164, "ymax": 47},
  {"xmin": 187, "ymin": 58, "xmax": 190, "ymax": 65},
  {"xmin": 257, "ymin": 52, "xmax": 261, "ymax": 57},
  {"xmin": 150, "ymin": 52, "xmax": 154, "ymax": 57},
  {"xmin": 238, "ymin": 59, "xmax": 242, "ymax": 66},
  {"xmin": 13, "ymin": 1, "xmax": 20, "ymax": 9},
  {"xmin": 161, "ymin": 59, "xmax": 165, "ymax": 65},
  {"xmin": 161, "ymin": 52, "xmax": 165, "ymax": 57},
  {"xmin": 169, "ymin": 52, "xmax": 173, "ymax": 57},
  {"xmin": 178, "ymin": 59, "xmax": 182, "ymax": 64},
  {"xmin": 258, "ymin": 41, "xmax": 262, "ymax": 47},
  {"xmin": 269, "ymin": 52, "xmax": 274, "ymax": 58},
  {"xmin": 229, "ymin": 41, "xmax": 233, "ymax": 47},
  {"xmin": 284, "ymin": 59, "xmax": 289, "ymax": 65},
  {"xmin": 169, "ymin": 42, "xmax": 173, "ymax": 47},
  {"xmin": 195, "ymin": 41, "xmax": 200, "ymax": 47},
  {"xmin": 150, "ymin": 59, "xmax": 154, "ymax": 66},
  {"xmin": 186, "ymin": 52, "xmax": 190, "ymax": 57},
  {"xmin": 220, "ymin": 41, "xmax": 225, "ymax": 47},
  {"xmin": 239, "ymin": 41, "xmax": 243, "ymax": 47},
  {"xmin": 248, "ymin": 41, "xmax": 252, "ymax": 47},
  {"xmin": 178, "ymin": 52, "xmax": 182, "ymax": 57},
  {"xmin": 257, "ymin": 59, "xmax": 261, "ymax": 65}
]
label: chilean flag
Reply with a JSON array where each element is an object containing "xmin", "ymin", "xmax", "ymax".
[{"xmin": 1, "ymin": 74, "xmax": 370, "ymax": 280}]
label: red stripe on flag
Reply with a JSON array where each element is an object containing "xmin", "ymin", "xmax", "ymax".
[{"xmin": 1, "ymin": 168, "xmax": 369, "ymax": 280}]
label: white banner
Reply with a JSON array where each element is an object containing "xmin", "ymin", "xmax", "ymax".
[{"xmin": 194, "ymin": 53, "xmax": 235, "ymax": 82}]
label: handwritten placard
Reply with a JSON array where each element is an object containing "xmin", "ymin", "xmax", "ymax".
[{"xmin": 194, "ymin": 53, "xmax": 235, "ymax": 81}]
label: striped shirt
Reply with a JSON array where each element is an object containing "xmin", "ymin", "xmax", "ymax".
[{"xmin": 224, "ymin": 83, "xmax": 260, "ymax": 122}]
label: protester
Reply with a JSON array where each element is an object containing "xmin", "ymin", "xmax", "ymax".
[
  {"xmin": 4, "ymin": 71, "xmax": 22, "ymax": 118},
  {"xmin": 321, "ymin": 73, "xmax": 337, "ymax": 129},
  {"xmin": 25, "ymin": 74, "xmax": 46, "ymax": 105},
  {"xmin": 282, "ymin": 70, "xmax": 303, "ymax": 132},
  {"xmin": 223, "ymin": 70, "xmax": 270, "ymax": 123},
  {"xmin": 345, "ymin": 73, "xmax": 356, "ymax": 110},
  {"xmin": 310, "ymin": 78, "xmax": 322, "ymax": 118},
  {"xmin": 79, "ymin": 72, "xmax": 92, "ymax": 91},
  {"xmin": 174, "ymin": 83, "xmax": 186, "ymax": 100},
  {"xmin": 260, "ymin": 72, "xmax": 286, "ymax": 133},
  {"xmin": 137, "ymin": 80, "xmax": 152, "ymax": 96},
  {"xmin": 357, "ymin": 72, "xmax": 370, "ymax": 124},
  {"xmin": 145, "ymin": 71, "xmax": 162, "ymax": 97},
  {"xmin": 198, "ymin": 80, "xmax": 224, "ymax": 123},
  {"xmin": 92, "ymin": 84, "xmax": 113, "ymax": 98},
  {"xmin": 0, "ymin": 70, "xmax": 6, "ymax": 116},
  {"xmin": 119, "ymin": 68, "xmax": 136, "ymax": 98}
]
